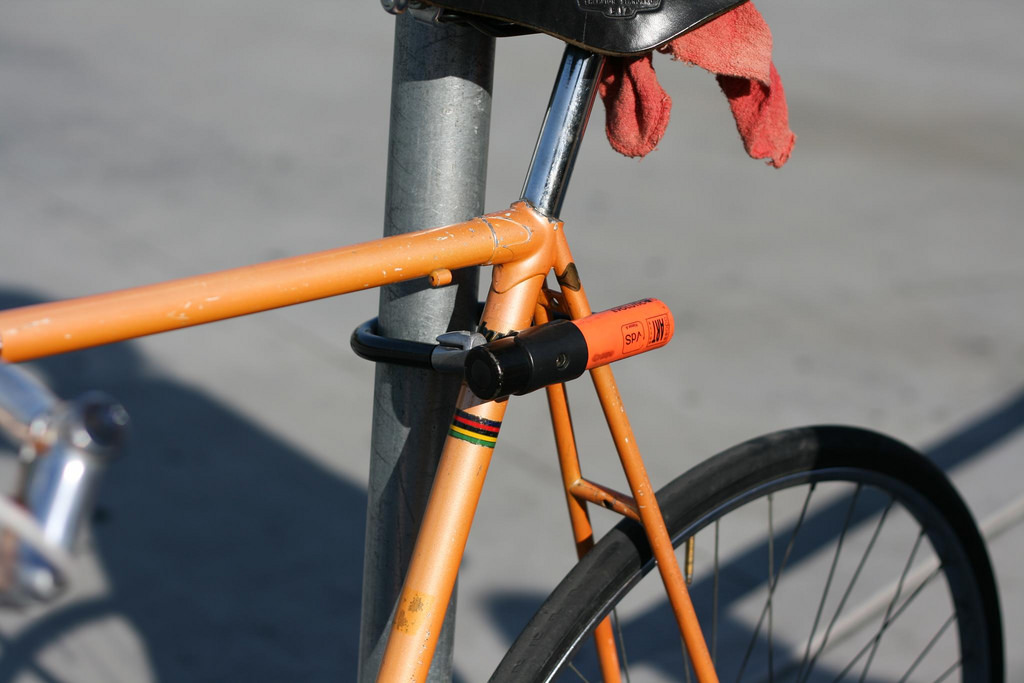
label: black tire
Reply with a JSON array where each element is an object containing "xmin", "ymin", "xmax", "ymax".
[{"xmin": 492, "ymin": 426, "xmax": 1003, "ymax": 682}]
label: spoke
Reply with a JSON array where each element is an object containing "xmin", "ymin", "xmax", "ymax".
[
  {"xmin": 858, "ymin": 531, "xmax": 925, "ymax": 682},
  {"xmin": 712, "ymin": 519, "xmax": 720, "ymax": 667},
  {"xmin": 734, "ymin": 485, "xmax": 816, "ymax": 682},
  {"xmin": 612, "ymin": 608, "xmax": 632, "ymax": 683},
  {"xmin": 898, "ymin": 613, "xmax": 955, "ymax": 683},
  {"xmin": 932, "ymin": 659, "xmax": 961, "ymax": 683},
  {"xmin": 831, "ymin": 561, "xmax": 942, "ymax": 682},
  {"xmin": 794, "ymin": 491, "xmax": 884, "ymax": 683},
  {"xmin": 796, "ymin": 486, "xmax": 864, "ymax": 682},
  {"xmin": 567, "ymin": 661, "xmax": 591, "ymax": 682},
  {"xmin": 810, "ymin": 552, "xmax": 938, "ymax": 660}
]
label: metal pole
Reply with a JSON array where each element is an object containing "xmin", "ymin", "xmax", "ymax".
[{"xmin": 357, "ymin": 11, "xmax": 494, "ymax": 682}]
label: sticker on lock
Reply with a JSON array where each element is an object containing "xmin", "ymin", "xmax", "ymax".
[
  {"xmin": 646, "ymin": 312, "xmax": 670, "ymax": 345},
  {"xmin": 621, "ymin": 321, "xmax": 645, "ymax": 353}
]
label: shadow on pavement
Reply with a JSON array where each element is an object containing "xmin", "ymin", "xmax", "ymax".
[
  {"xmin": 2, "ymin": 285, "xmax": 1019, "ymax": 680},
  {"xmin": 484, "ymin": 386, "xmax": 1024, "ymax": 678},
  {"xmin": 0, "ymin": 290, "xmax": 368, "ymax": 682}
]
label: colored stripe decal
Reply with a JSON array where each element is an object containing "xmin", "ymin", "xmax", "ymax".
[
  {"xmin": 453, "ymin": 411, "xmax": 502, "ymax": 429},
  {"xmin": 448, "ymin": 427, "xmax": 497, "ymax": 447},
  {"xmin": 448, "ymin": 432, "xmax": 494, "ymax": 448},
  {"xmin": 448, "ymin": 410, "xmax": 502, "ymax": 448},
  {"xmin": 454, "ymin": 414, "xmax": 500, "ymax": 433},
  {"xmin": 449, "ymin": 424, "xmax": 498, "ymax": 443}
]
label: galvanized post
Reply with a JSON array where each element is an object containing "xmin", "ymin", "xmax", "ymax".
[{"xmin": 357, "ymin": 10, "xmax": 494, "ymax": 682}]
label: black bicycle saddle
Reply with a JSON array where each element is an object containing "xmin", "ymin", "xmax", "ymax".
[{"xmin": 425, "ymin": 0, "xmax": 747, "ymax": 56}]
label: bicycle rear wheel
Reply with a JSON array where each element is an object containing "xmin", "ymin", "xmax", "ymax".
[{"xmin": 492, "ymin": 426, "xmax": 1003, "ymax": 682}]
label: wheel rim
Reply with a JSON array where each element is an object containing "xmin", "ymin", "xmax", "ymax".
[{"xmin": 559, "ymin": 468, "xmax": 993, "ymax": 683}]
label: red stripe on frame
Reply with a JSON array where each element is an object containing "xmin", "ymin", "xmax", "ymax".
[{"xmin": 454, "ymin": 414, "xmax": 500, "ymax": 433}]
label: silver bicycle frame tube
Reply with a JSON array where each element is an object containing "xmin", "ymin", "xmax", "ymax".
[{"xmin": 522, "ymin": 45, "xmax": 605, "ymax": 218}]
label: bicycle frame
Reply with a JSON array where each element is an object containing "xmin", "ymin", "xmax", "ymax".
[{"xmin": 0, "ymin": 44, "xmax": 718, "ymax": 683}]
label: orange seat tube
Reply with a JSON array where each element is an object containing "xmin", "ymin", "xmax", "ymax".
[{"xmin": 375, "ymin": 206, "xmax": 559, "ymax": 682}]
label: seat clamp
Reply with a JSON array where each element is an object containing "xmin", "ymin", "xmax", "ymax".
[{"xmin": 381, "ymin": 0, "xmax": 444, "ymax": 24}]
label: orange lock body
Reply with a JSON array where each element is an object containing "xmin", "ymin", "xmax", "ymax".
[
  {"xmin": 465, "ymin": 298, "xmax": 674, "ymax": 400},
  {"xmin": 573, "ymin": 297, "xmax": 674, "ymax": 369}
]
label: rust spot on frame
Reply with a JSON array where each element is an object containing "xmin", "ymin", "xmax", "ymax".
[{"xmin": 394, "ymin": 591, "xmax": 435, "ymax": 635}]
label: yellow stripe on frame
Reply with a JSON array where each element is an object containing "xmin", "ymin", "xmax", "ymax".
[{"xmin": 449, "ymin": 424, "xmax": 498, "ymax": 443}]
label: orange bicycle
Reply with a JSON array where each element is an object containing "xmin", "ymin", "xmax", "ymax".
[{"xmin": 0, "ymin": 2, "xmax": 1003, "ymax": 682}]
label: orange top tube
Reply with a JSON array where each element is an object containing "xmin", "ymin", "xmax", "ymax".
[{"xmin": 0, "ymin": 203, "xmax": 551, "ymax": 362}]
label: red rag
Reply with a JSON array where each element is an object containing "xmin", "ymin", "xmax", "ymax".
[
  {"xmin": 716, "ymin": 63, "xmax": 793, "ymax": 168},
  {"xmin": 598, "ymin": 54, "xmax": 673, "ymax": 158},
  {"xmin": 600, "ymin": 1, "xmax": 795, "ymax": 167}
]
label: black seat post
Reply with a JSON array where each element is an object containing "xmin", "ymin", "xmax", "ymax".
[{"xmin": 522, "ymin": 45, "xmax": 605, "ymax": 218}]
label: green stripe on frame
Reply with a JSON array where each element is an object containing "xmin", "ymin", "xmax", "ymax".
[{"xmin": 448, "ymin": 428, "xmax": 497, "ymax": 448}]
